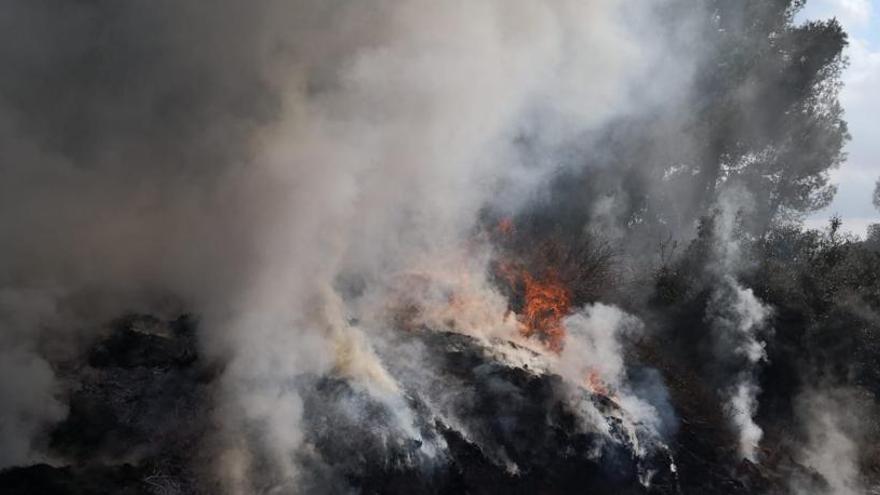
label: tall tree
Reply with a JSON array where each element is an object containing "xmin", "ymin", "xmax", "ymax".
[
  {"xmin": 693, "ymin": 0, "xmax": 849, "ymax": 231},
  {"xmin": 874, "ymin": 177, "xmax": 880, "ymax": 212}
]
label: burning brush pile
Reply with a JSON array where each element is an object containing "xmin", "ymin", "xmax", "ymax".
[
  {"xmin": 0, "ymin": 217, "xmax": 771, "ymax": 494},
  {"xmin": 346, "ymin": 216, "xmax": 682, "ymax": 492},
  {"xmin": 4, "ymin": 210, "xmax": 872, "ymax": 495}
]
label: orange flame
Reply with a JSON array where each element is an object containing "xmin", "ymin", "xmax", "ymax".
[
  {"xmin": 493, "ymin": 217, "xmax": 575, "ymax": 352},
  {"xmin": 497, "ymin": 259, "xmax": 571, "ymax": 353},
  {"xmin": 520, "ymin": 270, "xmax": 570, "ymax": 353},
  {"xmin": 584, "ymin": 369, "xmax": 611, "ymax": 397},
  {"xmin": 497, "ymin": 217, "xmax": 515, "ymax": 236}
]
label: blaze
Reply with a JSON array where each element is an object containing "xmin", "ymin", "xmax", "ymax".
[
  {"xmin": 584, "ymin": 369, "xmax": 611, "ymax": 398},
  {"xmin": 520, "ymin": 270, "xmax": 570, "ymax": 353},
  {"xmin": 497, "ymin": 260, "xmax": 571, "ymax": 353},
  {"xmin": 497, "ymin": 217, "xmax": 515, "ymax": 236}
]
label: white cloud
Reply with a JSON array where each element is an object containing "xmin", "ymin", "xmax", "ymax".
[
  {"xmin": 804, "ymin": 216, "xmax": 877, "ymax": 235},
  {"xmin": 802, "ymin": 0, "xmax": 873, "ymax": 28},
  {"xmin": 838, "ymin": 0, "xmax": 872, "ymax": 26}
]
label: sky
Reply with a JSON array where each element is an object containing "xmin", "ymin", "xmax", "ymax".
[{"xmin": 800, "ymin": 0, "xmax": 880, "ymax": 236}]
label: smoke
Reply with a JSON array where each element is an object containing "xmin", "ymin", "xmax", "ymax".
[
  {"xmin": 557, "ymin": 304, "xmax": 673, "ymax": 459},
  {"xmin": 0, "ymin": 288, "xmax": 70, "ymax": 467},
  {"xmin": 3, "ymin": 0, "xmax": 870, "ymax": 492},
  {"xmin": 212, "ymin": 1, "xmax": 677, "ymax": 485},
  {"xmin": 0, "ymin": 349, "xmax": 65, "ymax": 467},
  {"xmin": 704, "ymin": 187, "xmax": 772, "ymax": 462},
  {"xmin": 705, "ymin": 277, "xmax": 771, "ymax": 461},
  {"xmin": 558, "ymin": 305, "xmax": 635, "ymax": 381},
  {"xmin": 791, "ymin": 387, "xmax": 874, "ymax": 495},
  {"xmin": 0, "ymin": 0, "xmax": 702, "ymax": 488}
]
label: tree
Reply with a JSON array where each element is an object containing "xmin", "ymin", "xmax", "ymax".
[
  {"xmin": 873, "ymin": 176, "xmax": 880, "ymax": 212},
  {"xmin": 691, "ymin": 0, "xmax": 849, "ymax": 232},
  {"xmin": 558, "ymin": 0, "xmax": 851, "ymax": 241}
]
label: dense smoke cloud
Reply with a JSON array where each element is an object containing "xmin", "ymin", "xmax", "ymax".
[
  {"xmin": 1, "ymin": 1, "xmax": 874, "ymax": 494},
  {"xmin": 0, "ymin": 0, "xmax": 698, "ymax": 486}
]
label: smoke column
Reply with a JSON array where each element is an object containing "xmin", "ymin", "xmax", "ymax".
[{"xmin": 704, "ymin": 188, "xmax": 772, "ymax": 461}]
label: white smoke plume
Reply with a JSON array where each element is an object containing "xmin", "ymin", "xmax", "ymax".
[
  {"xmin": 792, "ymin": 387, "xmax": 875, "ymax": 495},
  {"xmin": 557, "ymin": 304, "xmax": 640, "ymax": 390},
  {"xmin": 0, "ymin": 349, "xmax": 66, "ymax": 467},
  {"xmin": 560, "ymin": 305, "xmax": 662, "ymax": 440},
  {"xmin": 705, "ymin": 187, "xmax": 772, "ymax": 462}
]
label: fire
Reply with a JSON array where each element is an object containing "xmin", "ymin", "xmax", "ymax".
[
  {"xmin": 584, "ymin": 369, "xmax": 611, "ymax": 398},
  {"xmin": 497, "ymin": 260, "xmax": 571, "ymax": 353},
  {"xmin": 385, "ymin": 259, "xmax": 519, "ymax": 337},
  {"xmin": 497, "ymin": 217, "xmax": 515, "ymax": 235},
  {"xmin": 520, "ymin": 270, "xmax": 570, "ymax": 353},
  {"xmin": 493, "ymin": 215, "xmax": 573, "ymax": 352}
]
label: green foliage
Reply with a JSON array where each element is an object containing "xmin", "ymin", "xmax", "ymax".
[
  {"xmin": 693, "ymin": 0, "xmax": 850, "ymax": 229},
  {"xmin": 649, "ymin": 216, "xmax": 880, "ymax": 485},
  {"xmin": 753, "ymin": 220, "xmax": 880, "ymax": 387},
  {"xmin": 654, "ymin": 214, "xmax": 880, "ymax": 390},
  {"xmin": 572, "ymin": 0, "xmax": 851, "ymax": 241}
]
